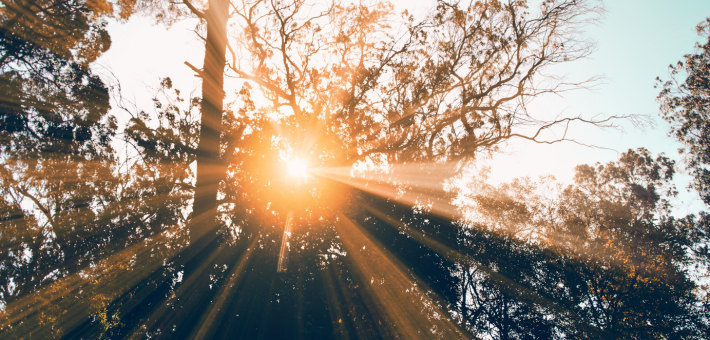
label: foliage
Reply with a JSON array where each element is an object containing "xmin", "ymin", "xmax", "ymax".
[
  {"xmin": 2, "ymin": 0, "xmax": 709, "ymax": 339},
  {"xmin": 122, "ymin": 0, "xmax": 614, "ymax": 299},
  {"xmin": 219, "ymin": 0, "xmax": 607, "ymax": 164},
  {"xmin": 454, "ymin": 148, "xmax": 709, "ymax": 338},
  {"xmin": 0, "ymin": 0, "xmax": 115, "ymax": 73},
  {"xmin": 0, "ymin": 0, "xmax": 159, "ymax": 337},
  {"xmin": 657, "ymin": 18, "xmax": 710, "ymax": 206}
]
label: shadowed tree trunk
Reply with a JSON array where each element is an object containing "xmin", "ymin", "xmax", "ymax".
[{"xmin": 191, "ymin": 0, "xmax": 229, "ymax": 241}]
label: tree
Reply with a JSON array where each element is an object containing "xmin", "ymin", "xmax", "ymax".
[
  {"xmin": 0, "ymin": 10, "xmax": 120, "ymax": 333},
  {"xmin": 3, "ymin": 0, "xmax": 664, "ymax": 338},
  {"xmin": 48, "ymin": 0, "xmax": 618, "ymax": 337},
  {"xmin": 133, "ymin": 0, "xmax": 613, "ymax": 241},
  {"xmin": 452, "ymin": 148, "xmax": 708, "ymax": 338},
  {"xmin": 0, "ymin": 0, "xmax": 153, "ymax": 336},
  {"xmin": 657, "ymin": 17, "xmax": 710, "ymax": 206},
  {"xmin": 0, "ymin": 0, "xmax": 120, "ymax": 71},
  {"xmin": 0, "ymin": 77, "xmax": 205, "ymax": 338}
]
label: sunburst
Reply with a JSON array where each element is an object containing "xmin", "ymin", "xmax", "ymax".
[{"xmin": 286, "ymin": 158, "xmax": 308, "ymax": 179}]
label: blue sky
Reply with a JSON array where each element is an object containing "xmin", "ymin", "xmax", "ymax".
[
  {"xmin": 481, "ymin": 0, "xmax": 710, "ymax": 214},
  {"xmin": 97, "ymin": 0, "xmax": 710, "ymax": 215}
]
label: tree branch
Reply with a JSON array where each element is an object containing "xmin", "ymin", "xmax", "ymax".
[{"xmin": 181, "ymin": 0, "xmax": 205, "ymax": 19}]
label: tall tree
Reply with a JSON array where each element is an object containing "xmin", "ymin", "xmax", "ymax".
[
  {"xmin": 137, "ymin": 0, "xmax": 613, "ymax": 242},
  {"xmin": 96, "ymin": 1, "xmax": 615, "ymax": 336},
  {"xmin": 0, "ymin": 0, "xmax": 148, "ymax": 335},
  {"xmin": 452, "ymin": 148, "xmax": 708, "ymax": 338},
  {"xmin": 3, "ymin": 0, "xmax": 656, "ymax": 338}
]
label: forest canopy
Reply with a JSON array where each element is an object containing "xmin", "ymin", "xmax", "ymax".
[{"xmin": 1, "ymin": 0, "xmax": 710, "ymax": 339}]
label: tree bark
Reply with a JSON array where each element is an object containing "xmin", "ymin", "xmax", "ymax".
[{"xmin": 191, "ymin": 0, "xmax": 229, "ymax": 241}]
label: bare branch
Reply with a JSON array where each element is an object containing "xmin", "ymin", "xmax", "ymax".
[
  {"xmin": 181, "ymin": 0, "xmax": 206, "ymax": 19},
  {"xmin": 185, "ymin": 61, "xmax": 205, "ymax": 77}
]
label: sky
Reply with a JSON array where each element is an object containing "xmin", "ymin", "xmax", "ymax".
[
  {"xmin": 96, "ymin": 0, "xmax": 710, "ymax": 216},
  {"xmin": 479, "ymin": 0, "xmax": 710, "ymax": 213}
]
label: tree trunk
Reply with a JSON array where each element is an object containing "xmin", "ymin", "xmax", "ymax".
[{"xmin": 191, "ymin": 0, "xmax": 229, "ymax": 241}]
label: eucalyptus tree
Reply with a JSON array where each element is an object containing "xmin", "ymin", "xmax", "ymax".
[
  {"xmin": 94, "ymin": 0, "xmax": 619, "ymax": 337},
  {"xmin": 0, "ymin": 0, "xmax": 628, "ymax": 338},
  {"xmin": 452, "ymin": 148, "xmax": 708, "ymax": 338},
  {"xmin": 130, "ymin": 0, "xmax": 612, "ymax": 240},
  {"xmin": 656, "ymin": 18, "xmax": 710, "ymax": 330}
]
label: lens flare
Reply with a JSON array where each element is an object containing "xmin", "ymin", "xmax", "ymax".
[{"xmin": 287, "ymin": 158, "xmax": 308, "ymax": 178}]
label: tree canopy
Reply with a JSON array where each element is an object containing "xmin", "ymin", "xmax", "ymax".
[
  {"xmin": 658, "ymin": 18, "xmax": 710, "ymax": 206},
  {"xmin": 1, "ymin": 0, "xmax": 710, "ymax": 339}
]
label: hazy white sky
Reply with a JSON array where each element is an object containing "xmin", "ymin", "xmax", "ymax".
[{"xmin": 96, "ymin": 0, "xmax": 710, "ymax": 215}]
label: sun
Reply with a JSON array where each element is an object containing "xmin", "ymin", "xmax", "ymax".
[{"xmin": 286, "ymin": 158, "xmax": 308, "ymax": 178}]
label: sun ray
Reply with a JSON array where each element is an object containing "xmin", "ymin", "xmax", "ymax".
[
  {"xmin": 328, "ymin": 260, "xmax": 376, "ymax": 339},
  {"xmin": 124, "ymin": 232, "xmax": 232, "ymax": 337},
  {"xmin": 0, "ymin": 229, "xmax": 175, "ymax": 333},
  {"xmin": 277, "ymin": 211, "xmax": 294, "ymax": 272},
  {"xmin": 311, "ymin": 161, "xmax": 578, "ymax": 323},
  {"xmin": 313, "ymin": 161, "xmax": 638, "ymax": 273},
  {"xmin": 356, "ymin": 201, "xmax": 572, "ymax": 319},
  {"xmin": 320, "ymin": 264, "xmax": 350, "ymax": 338},
  {"xmin": 311, "ymin": 162, "xmax": 463, "ymax": 221},
  {"xmin": 191, "ymin": 234, "xmax": 260, "ymax": 338},
  {"xmin": 334, "ymin": 213, "xmax": 469, "ymax": 339},
  {"xmin": 0, "ymin": 195, "xmax": 233, "ymax": 337}
]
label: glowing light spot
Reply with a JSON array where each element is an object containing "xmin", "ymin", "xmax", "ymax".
[{"xmin": 287, "ymin": 158, "xmax": 308, "ymax": 178}]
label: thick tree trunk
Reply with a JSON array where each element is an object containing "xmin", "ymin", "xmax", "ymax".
[{"xmin": 191, "ymin": 0, "xmax": 229, "ymax": 241}]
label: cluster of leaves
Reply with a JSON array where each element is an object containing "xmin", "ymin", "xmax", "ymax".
[
  {"xmin": 658, "ymin": 18, "xmax": 710, "ymax": 206},
  {"xmin": 0, "ymin": 0, "xmax": 192, "ymax": 336},
  {"xmin": 340, "ymin": 148, "xmax": 709, "ymax": 339},
  {"xmin": 0, "ymin": 76, "xmax": 203, "ymax": 338},
  {"xmin": 446, "ymin": 148, "xmax": 709, "ymax": 338}
]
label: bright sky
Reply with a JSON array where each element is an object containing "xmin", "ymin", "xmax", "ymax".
[
  {"xmin": 480, "ymin": 0, "xmax": 710, "ymax": 215},
  {"xmin": 96, "ymin": 0, "xmax": 710, "ymax": 216}
]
